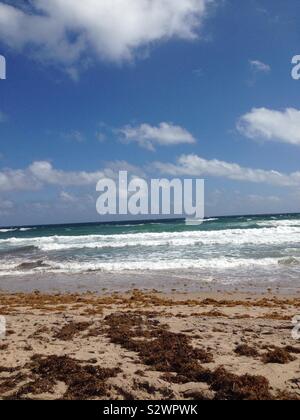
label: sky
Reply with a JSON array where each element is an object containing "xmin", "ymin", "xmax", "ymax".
[{"xmin": 0, "ymin": 0, "xmax": 300, "ymax": 226}]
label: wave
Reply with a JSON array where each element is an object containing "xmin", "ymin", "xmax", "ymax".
[
  {"xmin": 257, "ymin": 219, "xmax": 300, "ymax": 227},
  {"xmin": 1, "ymin": 224, "xmax": 300, "ymax": 252},
  {"xmin": 0, "ymin": 256, "xmax": 287, "ymax": 276},
  {"xmin": 16, "ymin": 260, "xmax": 50, "ymax": 270},
  {"xmin": 0, "ymin": 227, "xmax": 35, "ymax": 234},
  {"xmin": 0, "ymin": 245, "xmax": 38, "ymax": 256},
  {"xmin": 278, "ymin": 257, "xmax": 300, "ymax": 266}
]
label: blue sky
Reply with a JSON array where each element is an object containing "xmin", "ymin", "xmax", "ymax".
[{"xmin": 0, "ymin": 0, "xmax": 300, "ymax": 225}]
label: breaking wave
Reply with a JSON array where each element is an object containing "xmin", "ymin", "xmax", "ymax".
[{"xmin": 1, "ymin": 215, "xmax": 300, "ymax": 283}]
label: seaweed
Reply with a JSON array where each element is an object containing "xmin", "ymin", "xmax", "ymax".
[
  {"xmin": 208, "ymin": 368, "xmax": 272, "ymax": 400},
  {"xmin": 262, "ymin": 348, "xmax": 296, "ymax": 364},
  {"xmin": 234, "ymin": 345, "xmax": 259, "ymax": 358},
  {"xmin": 27, "ymin": 355, "xmax": 120, "ymax": 400},
  {"xmin": 0, "ymin": 373, "xmax": 27, "ymax": 395},
  {"xmin": 0, "ymin": 344, "xmax": 8, "ymax": 351},
  {"xmin": 285, "ymin": 346, "xmax": 300, "ymax": 354},
  {"xmin": 54, "ymin": 321, "xmax": 91, "ymax": 341},
  {"xmin": 104, "ymin": 312, "xmax": 213, "ymax": 384}
]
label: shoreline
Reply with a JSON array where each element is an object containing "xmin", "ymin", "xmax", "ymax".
[
  {"xmin": 0, "ymin": 270, "xmax": 300, "ymax": 296},
  {"xmin": 0, "ymin": 288, "xmax": 300, "ymax": 400}
]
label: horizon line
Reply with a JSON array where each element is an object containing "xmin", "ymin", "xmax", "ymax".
[{"xmin": 1, "ymin": 211, "xmax": 300, "ymax": 230}]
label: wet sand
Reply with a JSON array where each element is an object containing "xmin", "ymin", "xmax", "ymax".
[
  {"xmin": 0, "ymin": 289, "xmax": 300, "ymax": 400},
  {"xmin": 0, "ymin": 270, "xmax": 299, "ymax": 296}
]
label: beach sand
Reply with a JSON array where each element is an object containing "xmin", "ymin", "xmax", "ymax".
[{"xmin": 0, "ymin": 289, "xmax": 300, "ymax": 400}]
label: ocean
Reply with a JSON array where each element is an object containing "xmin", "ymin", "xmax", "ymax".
[{"xmin": 1, "ymin": 213, "xmax": 300, "ymax": 291}]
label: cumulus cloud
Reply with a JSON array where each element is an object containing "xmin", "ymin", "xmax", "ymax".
[
  {"xmin": 153, "ymin": 154, "xmax": 300, "ymax": 187},
  {"xmin": 0, "ymin": 161, "xmax": 105, "ymax": 191},
  {"xmin": 249, "ymin": 60, "xmax": 271, "ymax": 73},
  {"xmin": 120, "ymin": 122, "xmax": 196, "ymax": 151},
  {"xmin": 0, "ymin": 167, "xmax": 40, "ymax": 192},
  {"xmin": 0, "ymin": 160, "xmax": 145, "ymax": 192},
  {"xmin": 2, "ymin": 152, "xmax": 300, "ymax": 195},
  {"xmin": 29, "ymin": 161, "xmax": 105, "ymax": 187},
  {"xmin": 237, "ymin": 108, "xmax": 300, "ymax": 146},
  {"xmin": 0, "ymin": 0, "xmax": 213, "ymax": 70}
]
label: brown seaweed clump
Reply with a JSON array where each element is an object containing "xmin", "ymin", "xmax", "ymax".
[
  {"xmin": 140, "ymin": 332, "xmax": 213, "ymax": 371},
  {"xmin": 208, "ymin": 368, "xmax": 272, "ymax": 400},
  {"xmin": 0, "ymin": 344, "xmax": 8, "ymax": 351},
  {"xmin": 54, "ymin": 321, "xmax": 91, "ymax": 341},
  {"xmin": 284, "ymin": 346, "xmax": 300, "ymax": 354},
  {"xmin": 0, "ymin": 373, "xmax": 28, "ymax": 396},
  {"xmin": 164, "ymin": 367, "xmax": 274, "ymax": 400},
  {"xmin": 2, "ymin": 355, "xmax": 121, "ymax": 400},
  {"xmin": 104, "ymin": 312, "xmax": 213, "ymax": 384},
  {"xmin": 104, "ymin": 312, "xmax": 282, "ymax": 400},
  {"xmin": 234, "ymin": 345, "xmax": 259, "ymax": 358},
  {"xmin": 262, "ymin": 348, "xmax": 296, "ymax": 365},
  {"xmin": 30, "ymin": 355, "xmax": 120, "ymax": 400}
]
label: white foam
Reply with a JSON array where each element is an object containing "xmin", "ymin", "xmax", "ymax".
[
  {"xmin": 0, "ymin": 227, "xmax": 35, "ymax": 234},
  {"xmin": 257, "ymin": 219, "xmax": 300, "ymax": 227},
  {"xmin": 0, "ymin": 256, "xmax": 283, "ymax": 276},
  {"xmin": 1, "ymin": 224, "xmax": 300, "ymax": 251},
  {"xmin": 1, "ymin": 220, "xmax": 300, "ymax": 278}
]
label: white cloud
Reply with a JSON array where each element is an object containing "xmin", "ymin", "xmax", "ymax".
[
  {"xmin": 0, "ymin": 160, "xmax": 145, "ymax": 192},
  {"xmin": 237, "ymin": 108, "xmax": 300, "ymax": 146},
  {"xmin": 2, "ymin": 152, "xmax": 300, "ymax": 196},
  {"xmin": 0, "ymin": 167, "xmax": 40, "ymax": 192},
  {"xmin": 153, "ymin": 154, "xmax": 300, "ymax": 187},
  {"xmin": 120, "ymin": 122, "xmax": 196, "ymax": 151},
  {"xmin": 0, "ymin": 0, "xmax": 213, "ymax": 70},
  {"xmin": 29, "ymin": 161, "xmax": 104, "ymax": 187},
  {"xmin": 0, "ymin": 161, "xmax": 104, "ymax": 191},
  {"xmin": 249, "ymin": 60, "xmax": 271, "ymax": 73}
]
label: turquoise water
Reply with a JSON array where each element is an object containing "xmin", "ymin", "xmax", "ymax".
[{"xmin": 1, "ymin": 214, "xmax": 300, "ymax": 285}]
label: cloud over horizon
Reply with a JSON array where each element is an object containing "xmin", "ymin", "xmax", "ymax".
[
  {"xmin": 2, "ymin": 153, "xmax": 300, "ymax": 194},
  {"xmin": 0, "ymin": 161, "xmax": 105, "ymax": 192},
  {"xmin": 153, "ymin": 154, "xmax": 300, "ymax": 187}
]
